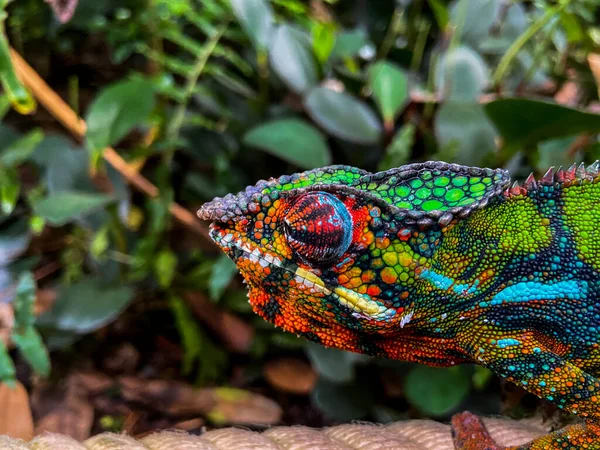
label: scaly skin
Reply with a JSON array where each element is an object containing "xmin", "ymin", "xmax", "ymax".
[{"xmin": 198, "ymin": 161, "xmax": 600, "ymax": 449}]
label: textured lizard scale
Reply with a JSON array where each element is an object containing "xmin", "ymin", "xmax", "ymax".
[{"xmin": 198, "ymin": 161, "xmax": 600, "ymax": 449}]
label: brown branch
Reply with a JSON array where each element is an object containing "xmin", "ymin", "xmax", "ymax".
[{"xmin": 9, "ymin": 48, "xmax": 212, "ymax": 244}]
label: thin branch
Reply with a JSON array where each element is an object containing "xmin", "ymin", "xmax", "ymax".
[{"xmin": 9, "ymin": 48, "xmax": 213, "ymax": 244}]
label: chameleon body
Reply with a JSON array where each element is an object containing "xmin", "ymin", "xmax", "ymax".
[{"xmin": 198, "ymin": 161, "xmax": 600, "ymax": 449}]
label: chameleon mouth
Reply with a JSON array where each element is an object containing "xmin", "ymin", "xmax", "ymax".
[{"xmin": 208, "ymin": 223, "xmax": 398, "ymax": 323}]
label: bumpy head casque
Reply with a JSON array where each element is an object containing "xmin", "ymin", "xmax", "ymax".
[{"xmin": 198, "ymin": 162, "xmax": 509, "ymax": 358}]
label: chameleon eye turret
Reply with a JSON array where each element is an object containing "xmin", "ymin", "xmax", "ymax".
[{"xmin": 284, "ymin": 192, "xmax": 353, "ymax": 265}]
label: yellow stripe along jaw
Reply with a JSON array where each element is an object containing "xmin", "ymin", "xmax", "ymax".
[{"xmin": 294, "ymin": 267, "xmax": 397, "ymax": 322}]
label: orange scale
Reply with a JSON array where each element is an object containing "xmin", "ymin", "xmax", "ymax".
[
  {"xmin": 367, "ymin": 285, "xmax": 381, "ymax": 296},
  {"xmin": 254, "ymin": 232, "xmax": 263, "ymax": 240}
]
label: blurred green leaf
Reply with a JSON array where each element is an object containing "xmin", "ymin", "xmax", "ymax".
[
  {"xmin": 427, "ymin": 0, "xmax": 450, "ymax": 29},
  {"xmin": 230, "ymin": 0, "xmax": 274, "ymax": 50},
  {"xmin": 154, "ymin": 249, "xmax": 178, "ymax": 288},
  {"xmin": 85, "ymin": 79, "xmax": 156, "ymax": 152},
  {"xmin": 90, "ymin": 225, "xmax": 110, "ymax": 259},
  {"xmin": 170, "ymin": 295, "xmax": 203, "ymax": 375},
  {"xmin": 436, "ymin": 46, "xmax": 489, "ymax": 102},
  {"xmin": 34, "ymin": 136, "xmax": 94, "ymax": 193},
  {"xmin": 38, "ymin": 278, "xmax": 133, "ymax": 333},
  {"xmin": 450, "ymin": 0, "xmax": 500, "ymax": 48},
  {"xmin": 560, "ymin": 12, "xmax": 585, "ymax": 43},
  {"xmin": 472, "ymin": 366, "xmax": 494, "ymax": 390},
  {"xmin": 0, "ymin": 341, "xmax": 15, "ymax": 386},
  {"xmin": 304, "ymin": 87, "xmax": 382, "ymax": 145},
  {"xmin": 405, "ymin": 366, "xmax": 470, "ymax": 416},
  {"xmin": 537, "ymin": 135, "xmax": 579, "ymax": 172},
  {"xmin": 311, "ymin": 22, "xmax": 336, "ymax": 64},
  {"xmin": 269, "ymin": 25, "xmax": 318, "ymax": 94},
  {"xmin": 484, "ymin": 99, "xmax": 600, "ymax": 150},
  {"xmin": 0, "ymin": 219, "xmax": 31, "ymax": 266},
  {"xmin": 0, "ymin": 24, "xmax": 36, "ymax": 114},
  {"xmin": 12, "ymin": 326, "xmax": 50, "ymax": 377},
  {"xmin": 243, "ymin": 118, "xmax": 331, "ymax": 168},
  {"xmin": 305, "ymin": 341, "xmax": 362, "ymax": 383},
  {"xmin": 0, "ymin": 165, "xmax": 19, "ymax": 215},
  {"xmin": 378, "ymin": 124, "xmax": 415, "ymax": 171},
  {"xmin": 311, "ymin": 377, "xmax": 374, "ymax": 421},
  {"xmin": 32, "ymin": 191, "xmax": 113, "ymax": 226},
  {"xmin": 209, "ymin": 254, "xmax": 238, "ymax": 301},
  {"xmin": 12, "ymin": 271, "xmax": 36, "ymax": 329},
  {"xmin": 0, "ymin": 128, "xmax": 43, "ymax": 167},
  {"xmin": 331, "ymin": 29, "xmax": 370, "ymax": 60},
  {"xmin": 435, "ymin": 102, "xmax": 497, "ymax": 164},
  {"xmin": 368, "ymin": 61, "xmax": 409, "ymax": 126}
]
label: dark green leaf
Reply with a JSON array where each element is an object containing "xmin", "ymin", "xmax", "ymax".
[
  {"xmin": 330, "ymin": 29, "xmax": 370, "ymax": 60},
  {"xmin": 85, "ymin": 79, "xmax": 156, "ymax": 152},
  {"xmin": 0, "ymin": 166, "xmax": 19, "ymax": 215},
  {"xmin": 0, "ymin": 341, "xmax": 15, "ymax": 386},
  {"xmin": 230, "ymin": 0, "xmax": 274, "ymax": 50},
  {"xmin": 35, "ymin": 136, "xmax": 94, "ymax": 193},
  {"xmin": 154, "ymin": 249, "xmax": 178, "ymax": 288},
  {"xmin": 537, "ymin": 136, "xmax": 579, "ymax": 172},
  {"xmin": 436, "ymin": 46, "xmax": 489, "ymax": 102},
  {"xmin": 269, "ymin": 25, "xmax": 318, "ymax": 94},
  {"xmin": 170, "ymin": 296, "xmax": 203, "ymax": 375},
  {"xmin": 0, "ymin": 219, "xmax": 31, "ymax": 266},
  {"xmin": 484, "ymin": 98, "xmax": 600, "ymax": 149},
  {"xmin": 304, "ymin": 87, "xmax": 382, "ymax": 145},
  {"xmin": 311, "ymin": 377, "xmax": 374, "ymax": 421},
  {"xmin": 12, "ymin": 327, "xmax": 50, "ymax": 377},
  {"xmin": 209, "ymin": 254, "xmax": 238, "ymax": 301},
  {"xmin": 32, "ymin": 191, "xmax": 113, "ymax": 226},
  {"xmin": 435, "ymin": 102, "xmax": 497, "ymax": 164},
  {"xmin": 427, "ymin": 0, "xmax": 450, "ymax": 29},
  {"xmin": 12, "ymin": 272, "xmax": 36, "ymax": 329},
  {"xmin": 312, "ymin": 22, "xmax": 337, "ymax": 64},
  {"xmin": 0, "ymin": 128, "xmax": 44, "ymax": 167},
  {"xmin": 243, "ymin": 118, "xmax": 331, "ymax": 168},
  {"xmin": 405, "ymin": 366, "xmax": 470, "ymax": 416},
  {"xmin": 305, "ymin": 341, "xmax": 367, "ymax": 382},
  {"xmin": 368, "ymin": 61, "xmax": 409, "ymax": 124},
  {"xmin": 37, "ymin": 278, "xmax": 133, "ymax": 334},
  {"xmin": 378, "ymin": 124, "xmax": 415, "ymax": 171},
  {"xmin": 450, "ymin": 0, "xmax": 501, "ymax": 47}
]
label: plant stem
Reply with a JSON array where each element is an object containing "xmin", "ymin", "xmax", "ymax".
[
  {"xmin": 492, "ymin": 1, "xmax": 570, "ymax": 86},
  {"xmin": 164, "ymin": 23, "xmax": 228, "ymax": 160},
  {"xmin": 378, "ymin": 7, "xmax": 403, "ymax": 60}
]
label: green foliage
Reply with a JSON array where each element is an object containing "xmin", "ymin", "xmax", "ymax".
[
  {"xmin": 85, "ymin": 79, "xmax": 156, "ymax": 152},
  {"xmin": 404, "ymin": 366, "xmax": 470, "ymax": 417},
  {"xmin": 0, "ymin": 0, "xmax": 598, "ymax": 425},
  {"xmin": 243, "ymin": 118, "xmax": 331, "ymax": 168}
]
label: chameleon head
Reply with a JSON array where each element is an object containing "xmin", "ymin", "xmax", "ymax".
[{"xmin": 198, "ymin": 163, "xmax": 510, "ymax": 356}]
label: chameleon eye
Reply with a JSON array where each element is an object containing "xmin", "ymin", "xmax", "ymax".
[{"xmin": 284, "ymin": 192, "xmax": 353, "ymax": 264}]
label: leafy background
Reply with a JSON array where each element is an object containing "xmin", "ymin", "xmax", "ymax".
[{"xmin": 0, "ymin": 0, "xmax": 598, "ymax": 438}]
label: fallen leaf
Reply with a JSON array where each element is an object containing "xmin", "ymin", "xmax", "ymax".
[
  {"xmin": 0, "ymin": 381, "xmax": 34, "ymax": 440},
  {"xmin": 31, "ymin": 374, "xmax": 93, "ymax": 440},
  {"xmin": 589, "ymin": 54, "xmax": 600, "ymax": 97},
  {"xmin": 118, "ymin": 377, "xmax": 282, "ymax": 425},
  {"xmin": 0, "ymin": 304, "xmax": 14, "ymax": 346},
  {"xmin": 208, "ymin": 387, "xmax": 282, "ymax": 426},
  {"xmin": 174, "ymin": 417, "xmax": 205, "ymax": 431},
  {"xmin": 183, "ymin": 291, "xmax": 254, "ymax": 353},
  {"xmin": 264, "ymin": 358, "xmax": 317, "ymax": 395},
  {"xmin": 45, "ymin": 0, "xmax": 79, "ymax": 23}
]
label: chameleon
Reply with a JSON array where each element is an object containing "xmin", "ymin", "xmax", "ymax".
[{"xmin": 198, "ymin": 161, "xmax": 600, "ymax": 449}]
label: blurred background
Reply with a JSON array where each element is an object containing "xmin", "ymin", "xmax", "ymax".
[{"xmin": 0, "ymin": 0, "xmax": 598, "ymax": 440}]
